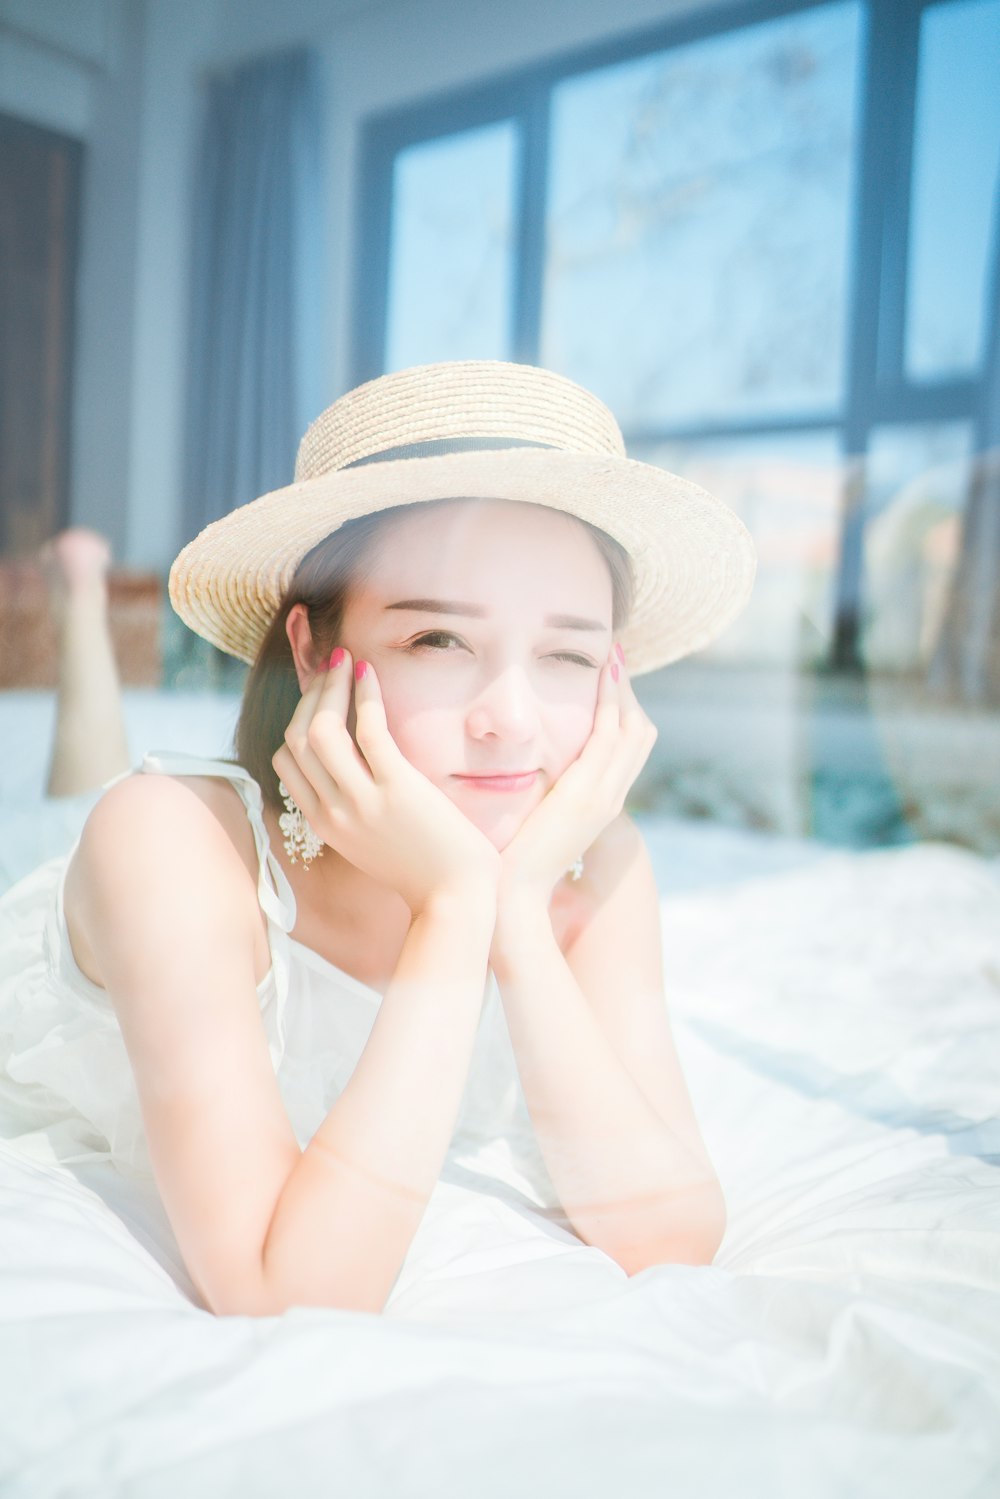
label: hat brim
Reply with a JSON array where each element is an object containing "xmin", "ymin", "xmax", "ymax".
[{"xmin": 169, "ymin": 447, "xmax": 757, "ymax": 676}]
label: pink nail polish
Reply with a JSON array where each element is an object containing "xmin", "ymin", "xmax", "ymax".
[
  {"xmin": 329, "ymin": 647, "xmax": 345, "ymax": 669},
  {"xmin": 611, "ymin": 662, "xmax": 620, "ymax": 682},
  {"xmin": 355, "ymin": 659, "xmax": 367, "ymax": 681}
]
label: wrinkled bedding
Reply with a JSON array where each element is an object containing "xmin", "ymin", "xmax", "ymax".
[{"xmin": 1, "ymin": 690, "xmax": 998, "ymax": 1497}]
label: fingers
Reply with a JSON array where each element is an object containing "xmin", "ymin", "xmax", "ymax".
[
  {"xmin": 611, "ymin": 644, "xmax": 659, "ymax": 781},
  {"xmin": 272, "ymin": 740, "xmax": 324, "ymax": 825},
  {"xmin": 579, "ymin": 644, "xmax": 657, "ymax": 803},
  {"xmin": 589, "ymin": 645, "xmax": 628, "ymax": 751},
  {"xmin": 276, "ymin": 648, "xmax": 404, "ymax": 823},
  {"xmin": 307, "ymin": 648, "xmax": 364, "ymax": 783},
  {"xmin": 350, "ymin": 659, "xmax": 402, "ymax": 783},
  {"xmin": 312, "ymin": 651, "xmax": 402, "ymax": 788},
  {"xmin": 277, "ymin": 647, "xmax": 370, "ymax": 815}
]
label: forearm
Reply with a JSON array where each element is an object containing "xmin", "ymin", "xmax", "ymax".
[
  {"xmin": 491, "ymin": 897, "xmax": 725, "ymax": 1273},
  {"xmin": 261, "ymin": 887, "xmax": 496, "ymax": 1314}
]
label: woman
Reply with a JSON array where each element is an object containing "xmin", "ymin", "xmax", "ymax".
[{"xmin": 0, "ymin": 359, "xmax": 756, "ymax": 1320}]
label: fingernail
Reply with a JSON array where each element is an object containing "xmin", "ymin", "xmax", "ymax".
[
  {"xmin": 615, "ymin": 643, "xmax": 625, "ymax": 665},
  {"xmin": 329, "ymin": 647, "xmax": 345, "ymax": 670},
  {"xmin": 611, "ymin": 662, "xmax": 620, "ymax": 682},
  {"xmin": 355, "ymin": 659, "xmax": 368, "ymax": 681}
]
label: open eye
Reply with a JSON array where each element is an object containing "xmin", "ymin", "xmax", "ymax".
[
  {"xmin": 407, "ymin": 632, "xmax": 596, "ymax": 668},
  {"xmin": 408, "ymin": 631, "xmax": 465, "ymax": 652}
]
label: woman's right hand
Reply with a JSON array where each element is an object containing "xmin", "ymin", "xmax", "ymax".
[{"xmin": 272, "ymin": 648, "xmax": 501, "ymax": 917}]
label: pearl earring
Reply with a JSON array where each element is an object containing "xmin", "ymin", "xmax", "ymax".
[{"xmin": 278, "ymin": 781, "xmax": 325, "ymax": 869}]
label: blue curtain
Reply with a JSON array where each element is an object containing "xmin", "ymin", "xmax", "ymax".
[{"xmin": 182, "ymin": 47, "xmax": 323, "ymax": 547}]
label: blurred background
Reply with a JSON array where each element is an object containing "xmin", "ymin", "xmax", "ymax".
[{"xmin": 1, "ymin": 0, "xmax": 998, "ymax": 858}]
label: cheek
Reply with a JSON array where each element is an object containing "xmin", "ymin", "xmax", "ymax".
[
  {"xmin": 350, "ymin": 659, "xmax": 599, "ymax": 780},
  {"xmin": 550, "ymin": 702, "xmax": 597, "ymax": 775},
  {"xmin": 374, "ymin": 682, "xmax": 446, "ymax": 776}
]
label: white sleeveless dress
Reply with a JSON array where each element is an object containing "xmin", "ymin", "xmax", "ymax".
[{"xmin": 0, "ymin": 751, "xmax": 626, "ymax": 1321}]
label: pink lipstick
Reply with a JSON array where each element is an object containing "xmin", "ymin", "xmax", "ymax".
[{"xmin": 453, "ymin": 771, "xmax": 538, "ymax": 793}]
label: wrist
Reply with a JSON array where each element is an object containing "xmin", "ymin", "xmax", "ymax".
[
  {"xmin": 490, "ymin": 888, "xmax": 555, "ymax": 979},
  {"xmin": 414, "ymin": 880, "xmax": 498, "ymax": 925},
  {"xmin": 495, "ymin": 874, "xmax": 553, "ymax": 915}
]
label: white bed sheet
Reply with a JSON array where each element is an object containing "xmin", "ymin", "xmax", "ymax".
[{"xmin": 1, "ymin": 692, "xmax": 998, "ymax": 1496}]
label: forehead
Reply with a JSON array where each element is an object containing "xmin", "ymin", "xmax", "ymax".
[{"xmin": 363, "ymin": 498, "xmax": 610, "ymax": 603}]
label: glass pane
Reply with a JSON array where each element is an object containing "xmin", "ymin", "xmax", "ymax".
[
  {"xmin": 860, "ymin": 422, "xmax": 974, "ymax": 671},
  {"xmin": 632, "ymin": 431, "xmax": 844, "ymax": 667},
  {"xmin": 541, "ymin": 2, "xmax": 863, "ymax": 429},
  {"xmin": 906, "ymin": 0, "xmax": 1000, "ymax": 381},
  {"xmin": 385, "ymin": 121, "xmax": 518, "ymax": 371}
]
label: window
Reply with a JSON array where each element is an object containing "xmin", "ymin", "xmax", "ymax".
[
  {"xmin": 542, "ymin": 3, "xmax": 862, "ymax": 429},
  {"xmin": 357, "ymin": 0, "xmax": 999, "ymax": 680},
  {"xmin": 905, "ymin": 0, "xmax": 1000, "ymax": 381},
  {"xmin": 385, "ymin": 121, "xmax": 520, "ymax": 370}
]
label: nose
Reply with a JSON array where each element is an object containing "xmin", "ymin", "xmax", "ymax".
[{"xmin": 465, "ymin": 663, "xmax": 541, "ymax": 744}]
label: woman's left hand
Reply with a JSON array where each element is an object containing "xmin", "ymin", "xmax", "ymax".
[{"xmin": 495, "ymin": 644, "xmax": 658, "ymax": 906}]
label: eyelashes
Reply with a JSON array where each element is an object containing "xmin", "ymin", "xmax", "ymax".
[
  {"xmin": 407, "ymin": 630, "xmax": 597, "ymax": 669},
  {"xmin": 408, "ymin": 630, "xmax": 463, "ymax": 652}
]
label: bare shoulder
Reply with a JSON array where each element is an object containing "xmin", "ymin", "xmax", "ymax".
[
  {"xmin": 74, "ymin": 773, "xmax": 254, "ymax": 869},
  {"xmin": 75, "ymin": 771, "xmax": 258, "ymax": 881},
  {"xmin": 65, "ymin": 771, "xmax": 264, "ymax": 989}
]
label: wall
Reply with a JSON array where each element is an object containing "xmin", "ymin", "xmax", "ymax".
[
  {"xmin": 1, "ymin": 0, "xmax": 139, "ymax": 554},
  {"xmin": 1, "ymin": 0, "xmax": 722, "ymax": 567},
  {"xmin": 203, "ymin": 0, "xmax": 720, "ymax": 413}
]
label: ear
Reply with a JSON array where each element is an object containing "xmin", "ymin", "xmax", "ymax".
[{"xmin": 285, "ymin": 603, "xmax": 325, "ymax": 693}]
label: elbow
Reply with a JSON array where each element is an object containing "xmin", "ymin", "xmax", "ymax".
[
  {"xmin": 206, "ymin": 1291, "xmax": 282, "ymax": 1319},
  {"xmin": 617, "ymin": 1188, "xmax": 728, "ymax": 1275},
  {"xmin": 202, "ymin": 1263, "xmax": 391, "ymax": 1319},
  {"xmin": 205, "ymin": 1284, "xmax": 384, "ymax": 1319},
  {"xmin": 198, "ymin": 1269, "xmax": 278, "ymax": 1320},
  {"xmin": 204, "ymin": 1279, "xmax": 388, "ymax": 1319},
  {"xmin": 191, "ymin": 1254, "xmax": 297, "ymax": 1320},
  {"xmin": 692, "ymin": 1188, "xmax": 727, "ymax": 1265}
]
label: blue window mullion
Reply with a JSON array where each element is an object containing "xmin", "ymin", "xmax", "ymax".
[
  {"xmin": 833, "ymin": 0, "xmax": 922, "ymax": 668},
  {"xmin": 353, "ymin": 118, "xmax": 396, "ymax": 386},
  {"xmin": 511, "ymin": 87, "xmax": 549, "ymax": 367},
  {"xmin": 873, "ymin": 0, "xmax": 923, "ymax": 393}
]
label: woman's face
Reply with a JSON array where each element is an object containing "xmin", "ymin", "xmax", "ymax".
[{"xmin": 336, "ymin": 498, "xmax": 615, "ymax": 850}]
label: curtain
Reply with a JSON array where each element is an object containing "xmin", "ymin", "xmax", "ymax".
[{"xmin": 181, "ymin": 47, "xmax": 323, "ymax": 549}]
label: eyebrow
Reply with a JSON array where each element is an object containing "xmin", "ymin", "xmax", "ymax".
[{"xmin": 384, "ymin": 598, "xmax": 608, "ymax": 632}]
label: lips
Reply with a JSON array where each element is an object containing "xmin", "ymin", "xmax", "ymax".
[
  {"xmin": 453, "ymin": 770, "xmax": 539, "ymax": 792},
  {"xmin": 458, "ymin": 770, "xmax": 537, "ymax": 779}
]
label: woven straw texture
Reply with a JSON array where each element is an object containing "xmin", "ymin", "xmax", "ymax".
[
  {"xmin": 170, "ymin": 360, "xmax": 757, "ymax": 676},
  {"xmin": 294, "ymin": 361, "xmax": 626, "ymax": 478}
]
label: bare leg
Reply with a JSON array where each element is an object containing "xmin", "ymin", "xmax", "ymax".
[{"xmin": 40, "ymin": 529, "xmax": 131, "ymax": 798}]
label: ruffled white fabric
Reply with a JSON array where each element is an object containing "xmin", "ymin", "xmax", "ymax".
[{"xmin": 0, "ymin": 751, "xmax": 604, "ymax": 1312}]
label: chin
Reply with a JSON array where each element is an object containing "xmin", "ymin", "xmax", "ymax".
[
  {"xmin": 444, "ymin": 790, "xmax": 531, "ymax": 851},
  {"xmin": 484, "ymin": 823, "xmax": 518, "ymax": 853}
]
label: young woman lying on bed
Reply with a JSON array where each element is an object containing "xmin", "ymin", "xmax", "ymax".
[{"xmin": 4, "ymin": 359, "xmax": 757, "ymax": 1316}]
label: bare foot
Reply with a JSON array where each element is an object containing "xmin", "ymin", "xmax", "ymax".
[{"xmin": 38, "ymin": 528, "xmax": 112, "ymax": 625}]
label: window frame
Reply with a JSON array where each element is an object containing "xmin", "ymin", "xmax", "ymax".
[{"xmin": 352, "ymin": 0, "xmax": 997, "ymax": 670}]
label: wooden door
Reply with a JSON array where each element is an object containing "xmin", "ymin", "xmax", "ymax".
[{"xmin": 0, "ymin": 113, "xmax": 82, "ymax": 556}]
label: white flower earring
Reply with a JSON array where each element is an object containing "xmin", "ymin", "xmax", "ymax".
[
  {"xmin": 278, "ymin": 781, "xmax": 325, "ymax": 869},
  {"xmin": 566, "ymin": 856, "xmax": 584, "ymax": 881}
]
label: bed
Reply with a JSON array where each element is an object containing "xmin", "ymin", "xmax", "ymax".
[{"xmin": 1, "ymin": 689, "xmax": 998, "ymax": 1497}]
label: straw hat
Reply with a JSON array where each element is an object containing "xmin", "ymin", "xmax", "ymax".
[{"xmin": 169, "ymin": 359, "xmax": 757, "ymax": 676}]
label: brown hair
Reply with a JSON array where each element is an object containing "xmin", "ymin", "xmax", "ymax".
[{"xmin": 233, "ymin": 497, "xmax": 636, "ymax": 809}]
